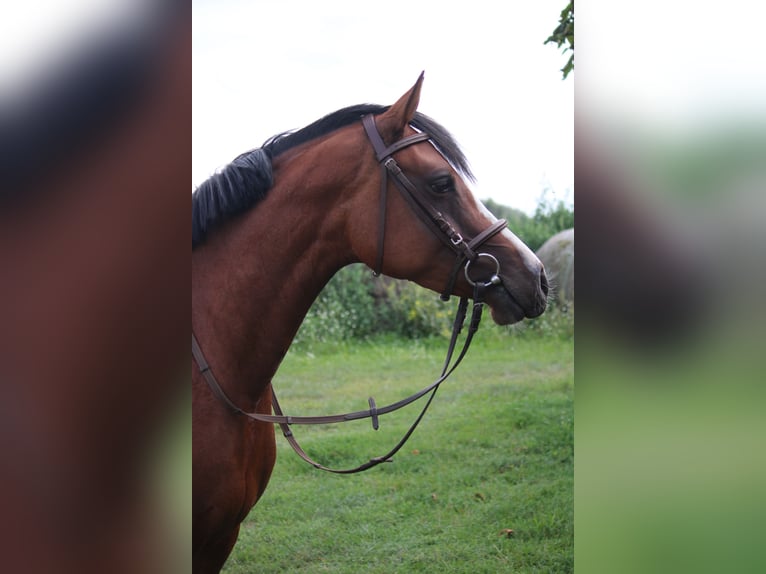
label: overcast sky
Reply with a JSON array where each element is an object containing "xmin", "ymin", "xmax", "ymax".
[
  {"xmin": 192, "ymin": 0, "xmax": 574, "ymax": 215},
  {"xmin": 578, "ymin": 0, "xmax": 766, "ymax": 133},
  {"xmin": 3, "ymin": 2, "xmax": 763, "ymax": 215}
]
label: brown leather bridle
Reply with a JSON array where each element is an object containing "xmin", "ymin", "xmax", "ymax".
[
  {"xmin": 361, "ymin": 114, "xmax": 508, "ymax": 299},
  {"xmin": 191, "ymin": 115, "xmax": 510, "ymax": 473}
]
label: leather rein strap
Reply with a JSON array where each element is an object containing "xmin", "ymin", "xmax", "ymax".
[
  {"xmin": 191, "ymin": 114, "xmax": 510, "ymax": 474},
  {"xmin": 191, "ymin": 283, "xmax": 486, "ymax": 475}
]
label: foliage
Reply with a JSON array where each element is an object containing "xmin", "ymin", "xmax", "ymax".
[
  {"xmin": 292, "ymin": 265, "xmax": 380, "ymax": 346},
  {"xmin": 294, "ymin": 268, "xmax": 458, "ymax": 349},
  {"xmin": 380, "ymin": 279, "xmax": 455, "ymax": 339},
  {"xmin": 484, "ymin": 188, "xmax": 574, "ymax": 252},
  {"xmin": 545, "ymin": 1, "xmax": 574, "ymax": 79}
]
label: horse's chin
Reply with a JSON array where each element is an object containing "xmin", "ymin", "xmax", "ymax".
[{"xmin": 484, "ymin": 286, "xmax": 527, "ymax": 326}]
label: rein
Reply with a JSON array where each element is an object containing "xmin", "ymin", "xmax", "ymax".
[
  {"xmin": 191, "ymin": 115, "xmax": 508, "ymax": 474},
  {"xmin": 192, "ymin": 282, "xmax": 487, "ymax": 474}
]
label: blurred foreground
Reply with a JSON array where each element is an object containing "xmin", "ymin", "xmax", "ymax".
[
  {"xmin": 576, "ymin": 2, "xmax": 766, "ymax": 570},
  {"xmin": 0, "ymin": 2, "xmax": 188, "ymax": 572},
  {"xmin": 577, "ymin": 123, "xmax": 765, "ymax": 572}
]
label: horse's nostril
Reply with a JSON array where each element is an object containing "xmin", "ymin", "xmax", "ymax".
[{"xmin": 540, "ymin": 269, "xmax": 550, "ymax": 297}]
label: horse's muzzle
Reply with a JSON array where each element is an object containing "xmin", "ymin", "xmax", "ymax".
[{"xmin": 484, "ymin": 267, "xmax": 549, "ymax": 325}]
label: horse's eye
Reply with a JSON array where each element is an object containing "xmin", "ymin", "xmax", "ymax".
[{"xmin": 430, "ymin": 175, "xmax": 454, "ymax": 194}]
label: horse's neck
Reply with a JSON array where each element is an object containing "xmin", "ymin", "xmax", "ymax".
[{"xmin": 192, "ymin": 168, "xmax": 353, "ymax": 407}]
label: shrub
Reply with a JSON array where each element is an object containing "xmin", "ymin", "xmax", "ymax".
[
  {"xmin": 379, "ymin": 279, "xmax": 454, "ymax": 339},
  {"xmin": 293, "ymin": 265, "xmax": 379, "ymax": 345},
  {"xmin": 484, "ymin": 188, "xmax": 573, "ymax": 251}
]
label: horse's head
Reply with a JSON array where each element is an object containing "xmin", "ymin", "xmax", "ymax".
[{"xmin": 347, "ymin": 74, "xmax": 548, "ymax": 325}]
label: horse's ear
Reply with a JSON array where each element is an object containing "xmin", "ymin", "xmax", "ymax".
[{"xmin": 378, "ymin": 72, "xmax": 424, "ymax": 142}]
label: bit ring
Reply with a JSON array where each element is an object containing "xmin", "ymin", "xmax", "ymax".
[{"xmin": 464, "ymin": 253, "xmax": 502, "ymax": 287}]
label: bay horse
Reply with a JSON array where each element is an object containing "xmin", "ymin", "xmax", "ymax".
[{"xmin": 192, "ymin": 74, "xmax": 548, "ymax": 573}]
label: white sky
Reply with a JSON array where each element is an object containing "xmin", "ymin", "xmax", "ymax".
[
  {"xmin": 0, "ymin": 1, "xmax": 156, "ymax": 101},
  {"xmin": 4, "ymin": 2, "xmax": 763, "ymax": 215},
  {"xmin": 578, "ymin": 0, "xmax": 766, "ymax": 134},
  {"xmin": 192, "ymin": 0, "xmax": 574, "ymax": 215}
]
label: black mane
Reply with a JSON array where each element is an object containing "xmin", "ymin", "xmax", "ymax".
[{"xmin": 192, "ymin": 104, "xmax": 473, "ymax": 249}]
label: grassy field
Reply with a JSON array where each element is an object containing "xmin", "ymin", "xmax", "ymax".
[{"xmin": 221, "ymin": 331, "xmax": 573, "ymax": 573}]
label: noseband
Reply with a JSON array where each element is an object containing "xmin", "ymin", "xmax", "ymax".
[
  {"xmin": 361, "ymin": 114, "xmax": 507, "ymax": 300},
  {"xmin": 191, "ymin": 115, "xmax": 512, "ymax": 474}
]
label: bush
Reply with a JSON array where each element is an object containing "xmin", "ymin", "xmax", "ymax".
[
  {"xmin": 293, "ymin": 265, "xmax": 456, "ymax": 346},
  {"xmin": 484, "ymin": 188, "xmax": 573, "ymax": 251},
  {"xmin": 292, "ymin": 265, "xmax": 379, "ymax": 346},
  {"xmin": 380, "ymin": 279, "xmax": 455, "ymax": 339}
]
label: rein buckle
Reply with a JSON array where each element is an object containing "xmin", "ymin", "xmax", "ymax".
[{"xmin": 368, "ymin": 396, "xmax": 380, "ymax": 430}]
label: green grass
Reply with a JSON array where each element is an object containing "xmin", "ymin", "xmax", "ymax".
[{"xmin": 222, "ymin": 331, "xmax": 573, "ymax": 573}]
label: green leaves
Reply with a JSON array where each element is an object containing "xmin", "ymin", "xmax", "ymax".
[
  {"xmin": 544, "ymin": 1, "xmax": 575, "ymax": 80},
  {"xmin": 483, "ymin": 191, "xmax": 573, "ymax": 253}
]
